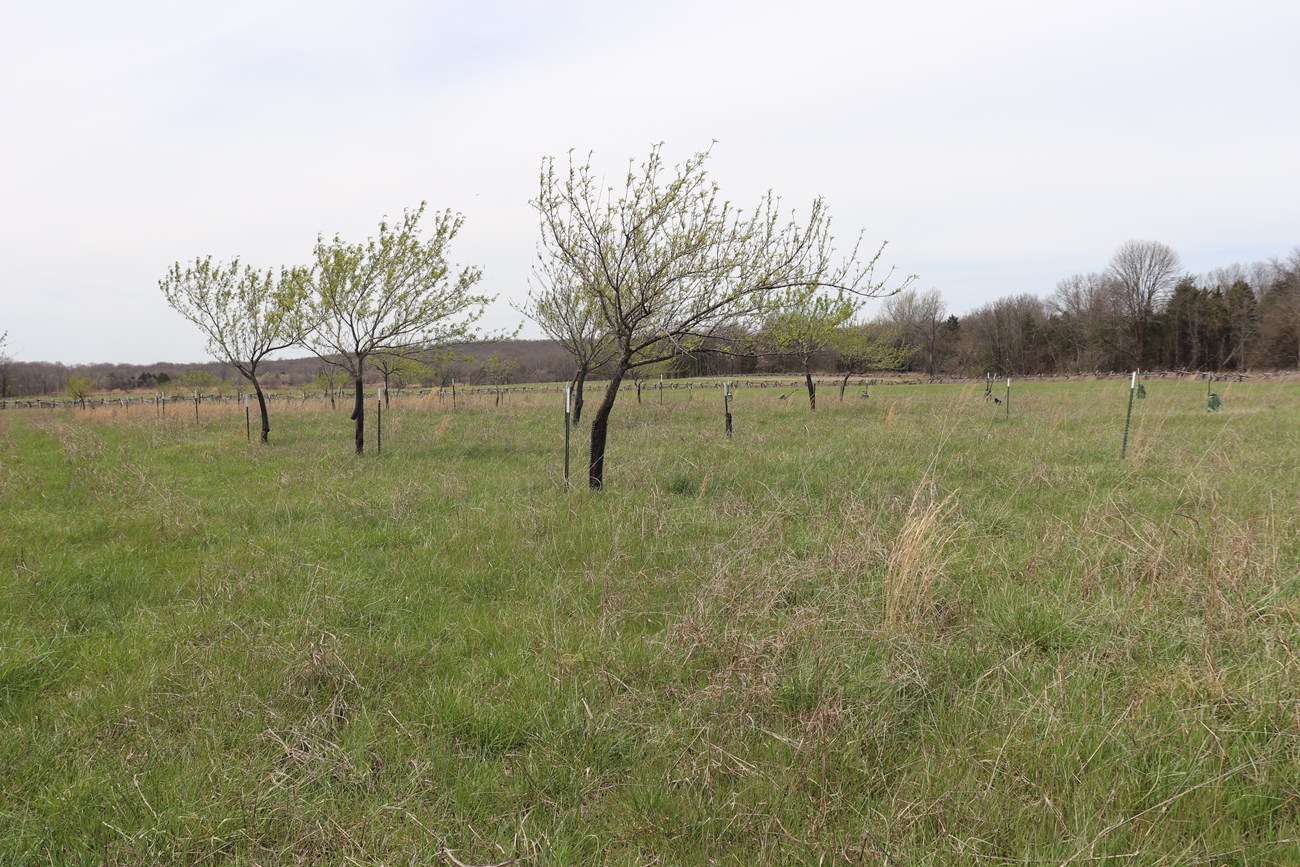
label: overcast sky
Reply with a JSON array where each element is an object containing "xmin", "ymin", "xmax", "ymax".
[{"xmin": 2, "ymin": 0, "xmax": 1297, "ymax": 365}]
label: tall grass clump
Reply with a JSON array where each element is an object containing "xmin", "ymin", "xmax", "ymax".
[{"xmin": 883, "ymin": 487, "xmax": 960, "ymax": 628}]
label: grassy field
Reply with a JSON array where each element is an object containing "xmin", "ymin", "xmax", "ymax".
[{"xmin": 1, "ymin": 379, "xmax": 1297, "ymax": 865}]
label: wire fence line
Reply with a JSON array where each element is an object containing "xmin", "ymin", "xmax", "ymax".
[
  {"xmin": 0, "ymin": 369, "xmax": 1270, "ymax": 412},
  {"xmin": 0, "ymin": 379, "xmax": 865, "ymax": 411}
]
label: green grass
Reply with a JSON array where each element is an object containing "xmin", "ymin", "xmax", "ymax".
[{"xmin": 1, "ymin": 379, "xmax": 1297, "ymax": 865}]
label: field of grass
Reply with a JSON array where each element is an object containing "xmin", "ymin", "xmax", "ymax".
[{"xmin": 1, "ymin": 379, "xmax": 1297, "ymax": 865}]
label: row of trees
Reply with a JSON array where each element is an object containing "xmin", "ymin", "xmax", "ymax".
[
  {"xmin": 158, "ymin": 143, "xmax": 910, "ymax": 486},
  {"xmin": 18, "ymin": 239, "xmax": 1292, "ymax": 408},
  {"xmin": 0, "ymin": 341, "xmax": 577, "ymax": 400},
  {"xmin": 24, "ymin": 145, "xmax": 1295, "ymax": 489},
  {"xmin": 877, "ymin": 243, "xmax": 1300, "ymax": 377},
  {"xmin": 160, "ymin": 204, "xmax": 498, "ymax": 449}
]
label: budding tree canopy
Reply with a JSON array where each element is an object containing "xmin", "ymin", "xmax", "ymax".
[
  {"xmin": 296, "ymin": 202, "xmax": 492, "ymax": 379},
  {"xmin": 533, "ymin": 142, "xmax": 912, "ymax": 488}
]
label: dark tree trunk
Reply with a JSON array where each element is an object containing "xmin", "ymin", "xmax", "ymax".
[
  {"xmin": 805, "ymin": 370, "xmax": 816, "ymax": 411},
  {"xmin": 588, "ymin": 364, "xmax": 629, "ymax": 490},
  {"xmin": 254, "ymin": 382, "xmax": 270, "ymax": 442},
  {"xmin": 839, "ymin": 372, "xmax": 851, "ymax": 401},
  {"xmin": 350, "ymin": 376, "xmax": 364, "ymax": 454},
  {"xmin": 571, "ymin": 367, "xmax": 587, "ymax": 425},
  {"xmin": 383, "ymin": 374, "xmax": 391, "ymax": 408}
]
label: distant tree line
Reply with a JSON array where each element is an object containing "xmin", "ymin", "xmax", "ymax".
[
  {"xmin": 0, "ymin": 341, "xmax": 575, "ymax": 400},
  {"xmin": 891, "ymin": 242, "xmax": 1300, "ymax": 377}
]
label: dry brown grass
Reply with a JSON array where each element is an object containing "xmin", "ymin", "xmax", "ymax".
[{"xmin": 882, "ymin": 487, "xmax": 961, "ymax": 628}]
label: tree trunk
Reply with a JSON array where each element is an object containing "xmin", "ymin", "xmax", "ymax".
[
  {"xmin": 804, "ymin": 370, "xmax": 816, "ymax": 411},
  {"xmin": 383, "ymin": 373, "xmax": 391, "ymax": 408},
  {"xmin": 588, "ymin": 364, "xmax": 629, "ymax": 490},
  {"xmin": 571, "ymin": 367, "xmax": 587, "ymax": 425},
  {"xmin": 839, "ymin": 372, "xmax": 851, "ymax": 401},
  {"xmin": 254, "ymin": 382, "xmax": 270, "ymax": 442},
  {"xmin": 350, "ymin": 376, "xmax": 364, "ymax": 454}
]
